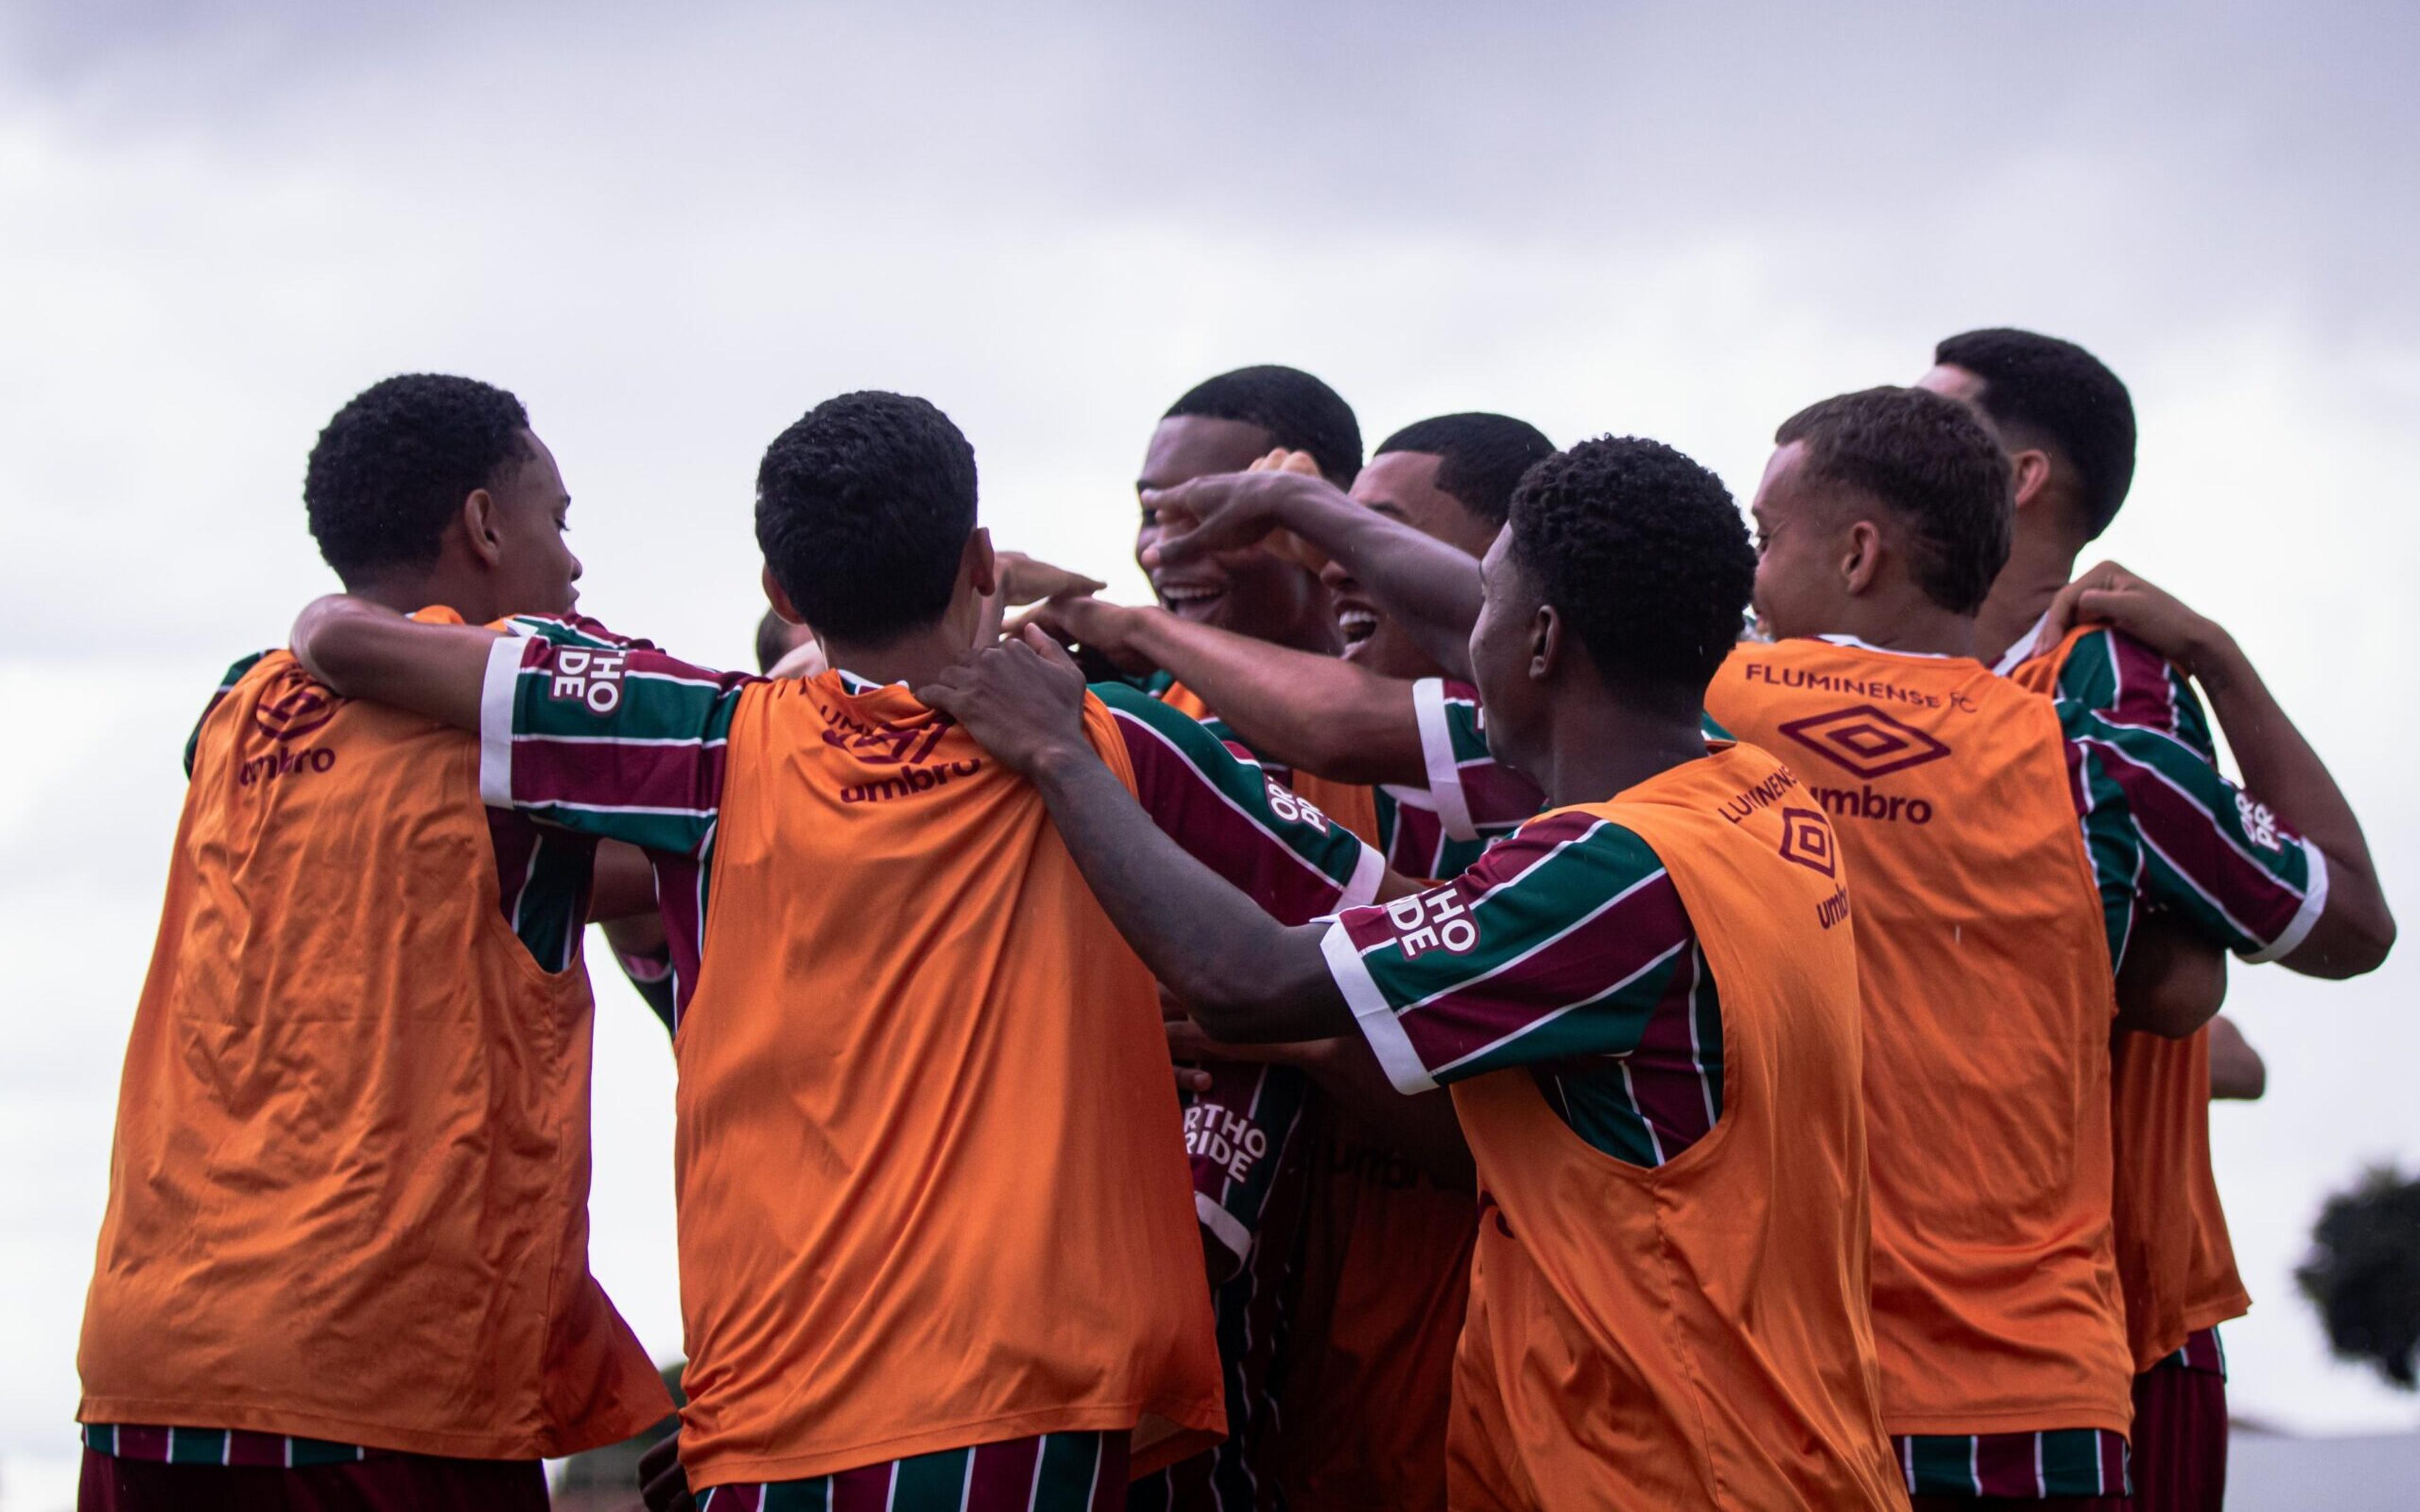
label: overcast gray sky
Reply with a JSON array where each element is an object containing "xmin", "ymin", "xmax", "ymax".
[{"xmin": 2, "ymin": 3, "xmax": 2414, "ymax": 1506}]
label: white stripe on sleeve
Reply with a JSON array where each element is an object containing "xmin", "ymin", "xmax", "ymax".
[
  {"xmin": 1324, "ymin": 920, "xmax": 1437, "ymax": 1094},
  {"xmin": 478, "ymin": 631, "xmax": 529, "ymax": 808},
  {"xmin": 2245, "ymin": 839, "xmax": 2329, "ymax": 964},
  {"xmin": 1414, "ymin": 678, "xmax": 1478, "ymax": 842}
]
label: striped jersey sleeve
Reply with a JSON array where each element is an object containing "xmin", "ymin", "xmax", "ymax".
[
  {"xmin": 183, "ymin": 650, "xmax": 270, "ymax": 776},
  {"xmin": 1321, "ymin": 810, "xmax": 1701, "ymax": 1096},
  {"xmin": 1376, "ymin": 679, "xmax": 1543, "ymax": 881},
  {"xmin": 2052, "ymin": 627, "xmax": 2327, "ymax": 966},
  {"xmin": 1095, "ymin": 681, "xmax": 1382, "ymax": 922},
  {"xmin": 478, "ymin": 615, "xmax": 756, "ymax": 856}
]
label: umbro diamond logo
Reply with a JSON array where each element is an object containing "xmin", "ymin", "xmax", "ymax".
[{"xmin": 1777, "ymin": 704, "xmax": 1952, "ymax": 779}]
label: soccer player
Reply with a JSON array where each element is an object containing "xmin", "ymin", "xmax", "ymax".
[
  {"xmin": 1032, "ymin": 411, "xmax": 1551, "ymax": 1510},
  {"xmin": 289, "ymin": 390, "xmax": 1403, "ymax": 1511},
  {"xmin": 76, "ymin": 374, "xmax": 672, "ymax": 1511},
  {"xmin": 1916, "ymin": 328, "xmax": 2252, "ymax": 1512},
  {"xmin": 923, "ymin": 437, "xmax": 1909, "ymax": 1509},
  {"xmin": 1146, "ymin": 388, "xmax": 2393, "ymax": 1505},
  {"xmin": 1126, "ymin": 365, "xmax": 1383, "ymax": 1511},
  {"xmin": 1714, "ymin": 386, "xmax": 2390, "ymax": 1506}
]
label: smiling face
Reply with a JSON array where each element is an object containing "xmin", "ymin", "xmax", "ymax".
[
  {"xmin": 1134, "ymin": 413, "xmax": 1332, "ymax": 643},
  {"xmin": 1320, "ymin": 450, "xmax": 1499, "ymax": 678}
]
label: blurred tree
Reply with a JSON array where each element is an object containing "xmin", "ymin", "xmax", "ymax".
[{"xmin": 2295, "ymin": 1164, "xmax": 2420, "ymax": 1390}]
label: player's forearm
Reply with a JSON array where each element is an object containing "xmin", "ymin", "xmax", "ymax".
[
  {"xmin": 1126, "ymin": 610, "xmax": 1427, "ymax": 785},
  {"xmin": 2189, "ymin": 630, "xmax": 2395, "ymax": 976},
  {"xmin": 1272, "ymin": 491, "xmax": 1484, "ymax": 680},
  {"xmin": 291, "ymin": 595, "xmax": 498, "ymax": 731},
  {"xmin": 1028, "ymin": 746, "xmax": 1351, "ymax": 1042}
]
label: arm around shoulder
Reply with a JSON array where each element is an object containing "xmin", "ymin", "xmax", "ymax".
[{"xmin": 291, "ymin": 594, "xmax": 500, "ymax": 732}]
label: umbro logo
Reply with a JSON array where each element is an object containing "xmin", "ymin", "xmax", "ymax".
[
  {"xmin": 1777, "ymin": 806, "xmax": 1837, "ymax": 878},
  {"xmin": 1777, "ymin": 704, "xmax": 1952, "ymax": 779},
  {"xmin": 252, "ymin": 684, "xmax": 341, "ymax": 743}
]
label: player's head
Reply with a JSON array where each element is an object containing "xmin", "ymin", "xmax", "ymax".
[
  {"xmin": 1920, "ymin": 328, "xmax": 2135, "ymax": 541},
  {"xmin": 754, "ymin": 607, "xmax": 814, "ymax": 673},
  {"xmin": 1751, "ymin": 387, "xmax": 2012, "ymax": 643},
  {"xmin": 1135, "ymin": 365, "xmax": 1361, "ymax": 646},
  {"xmin": 1470, "ymin": 437, "xmax": 1754, "ymax": 770},
  {"xmin": 755, "ymin": 391, "xmax": 990, "ymax": 650},
  {"xmin": 1329, "ymin": 413, "xmax": 1555, "ymax": 677},
  {"xmin": 303, "ymin": 374, "xmax": 578, "ymax": 619}
]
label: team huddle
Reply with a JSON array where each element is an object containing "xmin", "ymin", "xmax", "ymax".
[{"xmin": 74, "ymin": 335, "xmax": 2394, "ymax": 1512}]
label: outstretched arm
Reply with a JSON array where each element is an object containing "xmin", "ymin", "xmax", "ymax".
[
  {"xmin": 1143, "ymin": 469, "xmax": 1485, "ymax": 679},
  {"xmin": 921, "ymin": 629, "xmax": 1353, "ymax": 1043},
  {"xmin": 291, "ymin": 595, "xmax": 497, "ymax": 730},
  {"xmin": 1033, "ymin": 595, "xmax": 1430, "ymax": 786},
  {"xmin": 2050, "ymin": 563, "xmax": 2395, "ymax": 978}
]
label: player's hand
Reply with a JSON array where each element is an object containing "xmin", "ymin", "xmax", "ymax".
[
  {"xmin": 1165, "ymin": 1014, "xmax": 1335, "ymax": 1068},
  {"xmin": 918, "ymin": 626, "xmax": 1092, "ymax": 779},
  {"xmin": 994, "ymin": 551, "xmax": 1108, "ymax": 607},
  {"xmin": 637, "ymin": 1431, "xmax": 696, "ymax": 1512},
  {"xmin": 1141, "ymin": 454, "xmax": 1339, "ymax": 573},
  {"xmin": 2045, "ymin": 561, "xmax": 2231, "ymax": 679},
  {"xmin": 1014, "ymin": 595, "xmax": 1161, "ymax": 675}
]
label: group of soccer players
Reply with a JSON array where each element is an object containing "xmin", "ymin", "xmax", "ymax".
[{"xmin": 74, "ymin": 331, "xmax": 2394, "ymax": 1512}]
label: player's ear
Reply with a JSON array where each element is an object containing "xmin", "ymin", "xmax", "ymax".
[
  {"xmin": 1530, "ymin": 604, "xmax": 1559, "ymax": 682},
  {"xmin": 761, "ymin": 563, "xmax": 807, "ymax": 625},
  {"xmin": 461, "ymin": 488, "xmax": 505, "ymax": 570},
  {"xmin": 1841, "ymin": 519, "xmax": 1882, "ymax": 597},
  {"xmin": 2008, "ymin": 449, "xmax": 2054, "ymax": 514},
  {"xmin": 964, "ymin": 527, "xmax": 998, "ymax": 598}
]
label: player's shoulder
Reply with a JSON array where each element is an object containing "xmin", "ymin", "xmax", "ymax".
[
  {"xmin": 1468, "ymin": 806, "xmax": 1663, "ymax": 890},
  {"xmin": 495, "ymin": 612, "xmax": 659, "ymax": 651}
]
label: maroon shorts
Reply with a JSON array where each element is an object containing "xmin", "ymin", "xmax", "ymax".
[
  {"xmin": 2126, "ymin": 1357, "xmax": 2228, "ymax": 1512},
  {"xmin": 78, "ymin": 1448, "xmax": 550, "ymax": 1512}
]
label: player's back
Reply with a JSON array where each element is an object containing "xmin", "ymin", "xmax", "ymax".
[
  {"xmin": 1444, "ymin": 742, "xmax": 1901, "ymax": 1507},
  {"xmin": 669, "ymin": 670, "xmax": 1223, "ymax": 1487},
  {"xmin": 1706, "ymin": 635, "xmax": 2133, "ymax": 1439},
  {"xmin": 79, "ymin": 640, "xmax": 664, "ymax": 1459}
]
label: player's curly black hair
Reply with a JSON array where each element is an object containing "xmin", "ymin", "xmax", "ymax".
[
  {"xmin": 1776, "ymin": 387, "xmax": 2013, "ymax": 616},
  {"xmin": 1164, "ymin": 365, "xmax": 1363, "ymax": 488},
  {"xmin": 302, "ymin": 374, "xmax": 532, "ymax": 584},
  {"xmin": 1376, "ymin": 413, "xmax": 1556, "ymax": 527},
  {"xmin": 1935, "ymin": 328, "xmax": 2135, "ymax": 539},
  {"xmin": 756, "ymin": 391, "xmax": 977, "ymax": 643},
  {"xmin": 1507, "ymin": 437, "xmax": 1754, "ymax": 706}
]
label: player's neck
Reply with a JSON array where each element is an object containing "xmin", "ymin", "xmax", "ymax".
[
  {"xmin": 1974, "ymin": 529, "xmax": 2082, "ymax": 667},
  {"xmin": 349, "ymin": 568, "xmax": 495, "ymax": 626},
  {"xmin": 1821, "ymin": 593, "xmax": 1978, "ymax": 661},
  {"xmin": 822, "ymin": 623, "xmax": 971, "ymax": 694},
  {"xmin": 1534, "ymin": 701, "xmax": 1708, "ymax": 810}
]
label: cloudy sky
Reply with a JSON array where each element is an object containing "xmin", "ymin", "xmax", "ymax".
[{"xmin": 2, "ymin": 1, "xmax": 2414, "ymax": 1504}]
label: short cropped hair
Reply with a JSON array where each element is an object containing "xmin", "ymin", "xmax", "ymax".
[
  {"xmin": 1776, "ymin": 387, "xmax": 2012, "ymax": 616},
  {"xmin": 1507, "ymin": 437, "xmax": 1754, "ymax": 704},
  {"xmin": 1164, "ymin": 365, "xmax": 1363, "ymax": 488},
  {"xmin": 303, "ymin": 374, "xmax": 532, "ymax": 583},
  {"xmin": 755, "ymin": 392, "xmax": 977, "ymax": 643},
  {"xmin": 1375, "ymin": 413, "xmax": 1557, "ymax": 527},
  {"xmin": 1935, "ymin": 328, "xmax": 2136, "ymax": 538}
]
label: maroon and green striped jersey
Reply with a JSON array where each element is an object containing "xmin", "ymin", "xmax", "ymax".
[
  {"xmin": 696, "ymin": 1428, "xmax": 1125, "ymax": 1512},
  {"xmin": 2045, "ymin": 627, "xmax": 2326, "ymax": 968},
  {"xmin": 1324, "ymin": 806, "xmax": 1723, "ymax": 1168},
  {"xmin": 475, "ymin": 620, "xmax": 1380, "ymax": 1030},
  {"xmin": 1893, "ymin": 1427, "xmax": 2129, "ymax": 1500},
  {"xmin": 1373, "ymin": 678, "xmax": 1543, "ymax": 881}
]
